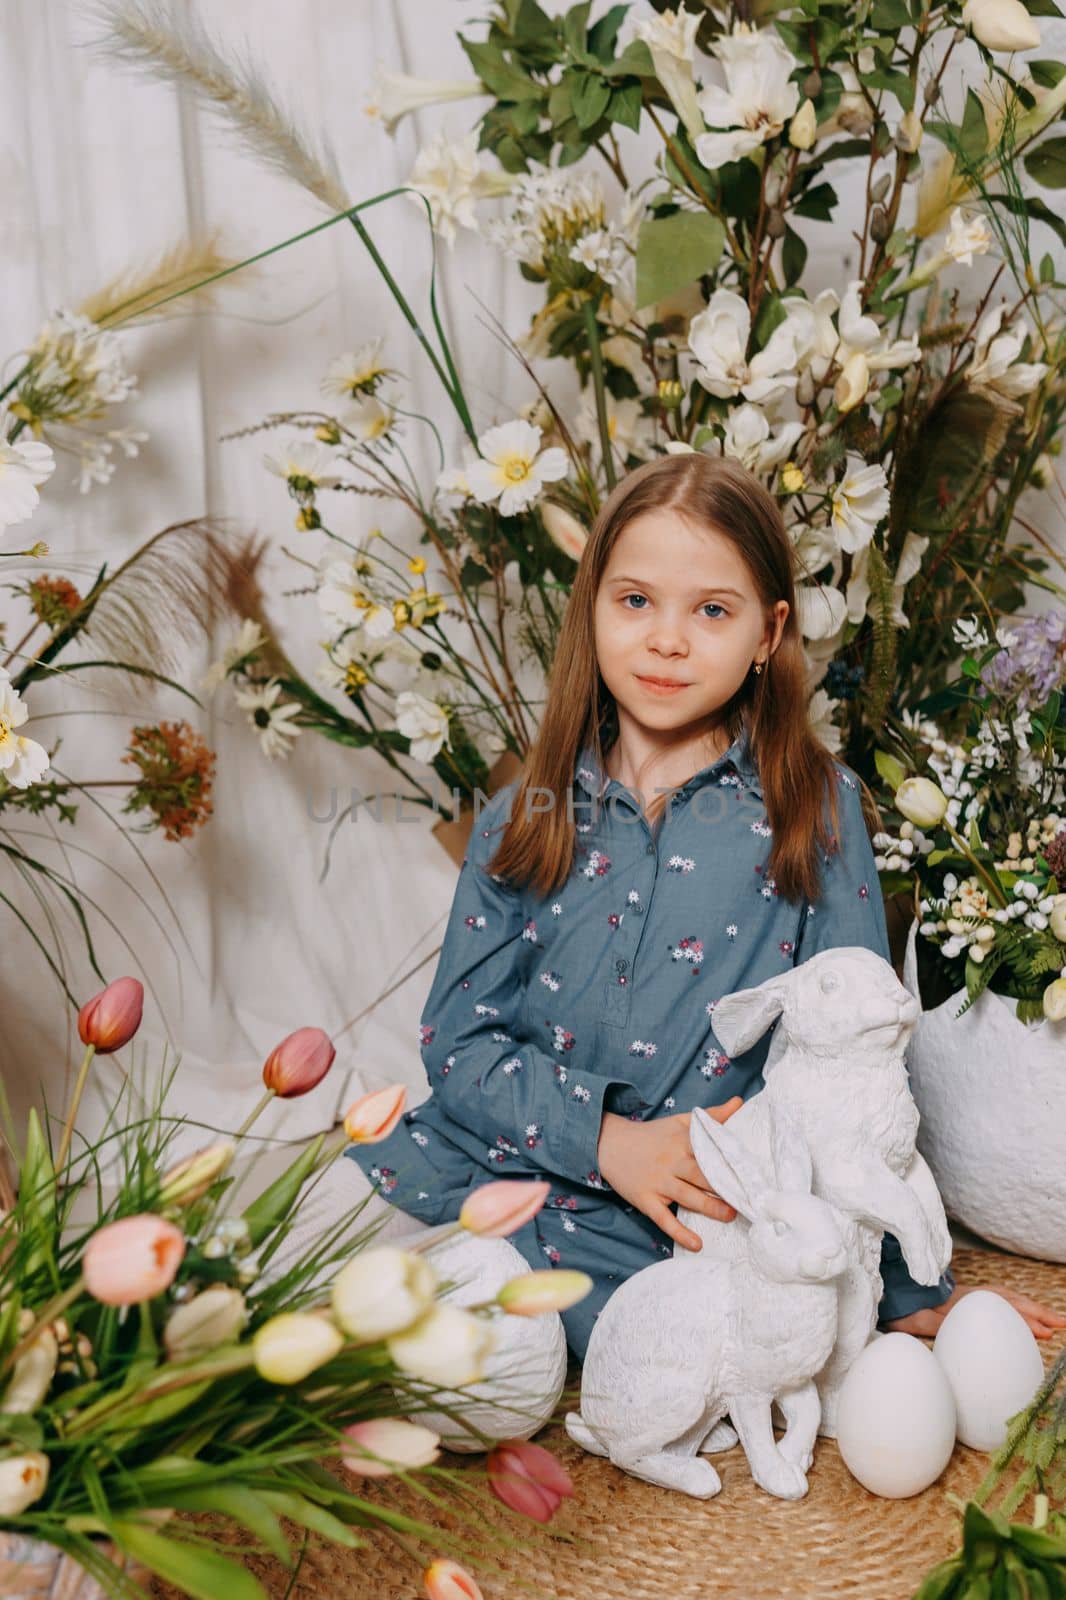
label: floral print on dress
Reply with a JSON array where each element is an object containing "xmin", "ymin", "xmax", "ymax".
[
  {"xmin": 474, "ymin": 1002, "xmax": 500, "ymax": 1018},
  {"xmin": 464, "ymin": 914, "xmax": 487, "ymax": 930},
  {"xmin": 857, "ymin": 883, "xmax": 870, "ymax": 900},
  {"xmin": 779, "ymin": 939, "xmax": 795, "ymax": 959},
  {"xmin": 668, "ymin": 934, "xmax": 704, "ymax": 974},
  {"xmin": 522, "ymin": 919, "xmax": 538, "ymax": 942},
  {"xmin": 524, "ymin": 1122, "xmax": 543, "ymax": 1150},
  {"xmin": 441, "ymin": 1053, "xmax": 456, "ymax": 1078},
  {"xmin": 701, "ymin": 1048, "xmax": 731, "ymax": 1078},
  {"xmin": 539, "ymin": 970, "xmax": 562, "ymax": 992},
  {"xmin": 750, "ymin": 818, "xmax": 772, "ymax": 838},
  {"xmin": 411, "ymin": 1129, "xmax": 429, "ymax": 1147},
  {"xmin": 628, "ymin": 1039, "xmax": 658, "ymax": 1059},
  {"xmin": 666, "ymin": 854, "xmax": 695, "ymax": 873},
  {"xmin": 551, "ymin": 1024, "xmax": 576, "ymax": 1053},
  {"xmin": 551, "ymin": 901, "xmax": 563, "ymax": 916},
  {"xmin": 553, "ymin": 1062, "xmax": 568, "ymax": 1085},
  {"xmin": 580, "ymin": 849, "xmax": 611, "ymax": 879},
  {"xmin": 420, "ymin": 1024, "xmax": 435, "ymax": 1048},
  {"xmin": 370, "ymin": 1164, "xmax": 397, "ymax": 1198},
  {"xmin": 501, "ymin": 1056, "xmax": 523, "ymax": 1076},
  {"xmin": 570, "ymin": 1083, "xmax": 592, "ymax": 1104},
  {"xmin": 756, "ymin": 865, "xmax": 779, "ymax": 899},
  {"xmin": 725, "ymin": 923, "xmax": 739, "ymax": 940}
]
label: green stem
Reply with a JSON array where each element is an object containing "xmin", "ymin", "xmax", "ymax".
[
  {"xmin": 55, "ymin": 1043, "xmax": 97, "ymax": 1173},
  {"xmin": 944, "ymin": 821, "xmax": 1009, "ymax": 908},
  {"xmin": 235, "ymin": 1088, "xmax": 275, "ymax": 1141},
  {"xmin": 582, "ymin": 300, "xmax": 615, "ymax": 491}
]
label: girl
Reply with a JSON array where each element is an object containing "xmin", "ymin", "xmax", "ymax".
[{"xmin": 347, "ymin": 452, "xmax": 1064, "ymax": 1359}]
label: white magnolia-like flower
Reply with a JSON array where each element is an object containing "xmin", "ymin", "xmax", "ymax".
[
  {"xmin": 0, "ymin": 436, "xmax": 55, "ymax": 531},
  {"xmin": 962, "ymin": 0, "xmax": 1040, "ymax": 52},
  {"xmin": 846, "ymin": 530, "xmax": 929, "ymax": 628},
  {"xmin": 322, "ymin": 340, "xmax": 387, "ymax": 400},
  {"xmin": 807, "ymin": 686, "xmax": 843, "ymax": 753},
  {"xmin": 967, "ymin": 305, "xmax": 1049, "ymax": 397},
  {"xmin": 341, "ymin": 395, "xmax": 395, "ymax": 443},
  {"xmin": 0, "ymin": 671, "xmax": 49, "ymax": 790},
  {"xmin": 201, "ymin": 619, "xmax": 268, "ymax": 693},
  {"xmin": 795, "ymin": 582, "xmax": 848, "ymax": 642},
  {"xmin": 695, "ymin": 24, "xmax": 800, "ymax": 168},
  {"xmin": 465, "ymin": 420, "xmax": 568, "ymax": 516},
  {"xmin": 366, "ymin": 67, "xmax": 485, "ymax": 136},
  {"xmin": 234, "ymin": 679, "xmax": 303, "ymax": 759},
  {"xmin": 264, "ymin": 440, "xmax": 342, "ymax": 490},
  {"xmin": 688, "ymin": 290, "xmax": 798, "ymax": 404},
  {"xmin": 944, "ymin": 207, "xmax": 992, "ymax": 266},
  {"xmin": 407, "ymin": 129, "xmax": 513, "ymax": 246},
  {"xmin": 576, "ymin": 387, "xmax": 653, "ymax": 462},
  {"xmin": 395, "ymin": 689, "xmax": 451, "ymax": 763},
  {"xmin": 783, "ymin": 283, "xmax": 920, "ymax": 393},
  {"xmin": 720, "ymin": 403, "xmax": 804, "ymax": 474},
  {"xmin": 830, "ymin": 456, "xmax": 891, "ymax": 553},
  {"xmin": 632, "ymin": 5, "xmax": 704, "ymax": 141},
  {"xmin": 836, "ymin": 282, "xmax": 922, "ymax": 371}
]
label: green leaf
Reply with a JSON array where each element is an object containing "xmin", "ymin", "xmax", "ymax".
[
  {"xmin": 571, "ymin": 70, "xmax": 611, "ymax": 129},
  {"xmin": 602, "ymin": 40, "xmax": 654, "ymax": 78},
  {"xmin": 107, "ymin": 1519, "xmax": 269, "ymax": 1600},
  {"xmin": 1029, "ymin": 59, "xmax": 1066, "ymax": 87},
  {"xmin": 782, "ymin": 225, "xmax": 807, "ymax": 286},
  {"xmin": 163, "ymin": 1486, "xmax": 290, "ymax": 1564},
  {"xmin": 563, "ymin": 0, "xmax": 593, "ymax": 62},
  {"xmin": 257, "ymin": 1489, "xmax": 364, "ymax": 1550},
  {"xmin": 460, "ymin": 38, "xmax": 541, "ymax": 101},
  {"xmin": 588, "ymin": 3, "xmax": 627, "ymax": 62},
  {"xmin": 1025, "ymin": 0, "xmax": 1064, "ymax": 14},
  {"xmin": 609, "ymin": 79, "xmax": 643, "ymax": 131},
  {"xmin": 872, "ymin": 0, "xmax": 911, "ymax": 25},
  {"xmin": 912, "ymin": 1556, "xmax": 965, "ymax": 1600},
  {"xmin": 960, "ymin": 87, "xmax": 989, "ymax": 163},
  {"xmin": 1024, "ymin": 136, "xmax": 1066, "ymax": 189},
  {"xmin": 1040, "ymin": 250, "xmax": 1056, "ymax": 282},
  {"xmin": 874, "ymin": 749, "xmax": 907, "ymax": 793},
  {"xmin": 792, "ymin": 181, "xmax": 838, "ymax": 221},
  {"xmin": 241, "ymin": 1133, "xmax": 326, "ymax": 1248},
  {"xmin": 635, "ymin": 211, "xmax": 725, "ymax": 307}
]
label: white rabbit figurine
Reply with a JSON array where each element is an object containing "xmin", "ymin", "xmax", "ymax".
[
  {"xmin": 677, "ymin": 945, "xmax": 953, "ymax": 1438},
  {"xmin": 565, "ymin": 1101, "xmax": 850, "ymax": 1499}
]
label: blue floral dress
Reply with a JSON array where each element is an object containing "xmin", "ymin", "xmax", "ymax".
[{"xmin": 347, "ymin": 723, "xmax": 954, "ymax": 1357}]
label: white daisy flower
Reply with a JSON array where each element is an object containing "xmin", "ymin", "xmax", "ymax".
[
  {"xmin": 0, "ymin": 437, "xmax": 55, "ymax": 532},
  {"xmin": 264, "ymin": 440, "xmax": 342, "ymax": 490},
  {"xmin": 395, "ymin": 689, "xmax": 451, "ymax": 763},
  {"xmin": 322, "ymin": 340, "xmax": 387, "ymax": 399},
  {"xmin": 695, "ymin": 24, "xmax": 800, "ymax": 168},
  {"xmin": 233, "ymin": 678, "xmax": 303, "ymax": 759},
  {"xmin": 201, "ymin": 619, "xmax": 268, "ymax": 693},
  {"xmin": 465, "ymin": 420, "xmax": 569, "ymax": 517},
  {"xmin": 340, "ymin": 395, "xmax": 395, "ymax": 443},
  {"xmin": 0, "ymin": 672, "xmax": 49, "ymax": 789},
  {"xmin": 830, "ymin": 455, "xmax": 890, "ymax": 553}
]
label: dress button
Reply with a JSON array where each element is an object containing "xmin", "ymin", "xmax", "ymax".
[
  {"xmin": 645, "ymin": 843, "xmax": 655, "ymax": 855},
  {"xmin": 615, "ymin": 958, "xmax": 629, "ymax": 972}
]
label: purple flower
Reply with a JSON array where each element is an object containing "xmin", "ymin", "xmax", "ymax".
[{"xmin": 980, "ymin": 612, "xmax": 1066, "ymax": 707}]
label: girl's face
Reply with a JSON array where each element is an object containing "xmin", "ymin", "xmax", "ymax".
[{"xmin": 593, "ymin": 507, "xmax": 788, "ymax": 742}]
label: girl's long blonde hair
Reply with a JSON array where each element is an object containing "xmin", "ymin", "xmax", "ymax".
[{"xmin": 488, "ymin": 452, "xmax": 877, "ymax": 904}]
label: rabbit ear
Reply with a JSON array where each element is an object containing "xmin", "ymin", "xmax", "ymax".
[
  {"xmin": 710, "ymin": 974, "xmax": 791, "ymax": 1056},
  {"xmin": 689, "ymin": 1107, "xmax": 767, "ymax": 1221},
  {"xmin": 767, "ymin": 1101, "xmax": 813, "ymax": 1195}
]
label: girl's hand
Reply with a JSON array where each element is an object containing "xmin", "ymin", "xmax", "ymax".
[
  {"xmin": 597, "ymin": 1096, "xmax": 744, "ymax": 1252},
  {"xmin": 883, "ymin": 1283, "xmax": 1066, "ymax": 1341}
]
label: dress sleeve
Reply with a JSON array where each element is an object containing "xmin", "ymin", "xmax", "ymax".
[
  {"xmin": 793, "ymin": 762, "xmax": 956, "ymax": 1320},
  {"xmin": 420, "ymin": 781, "xmax": 639, "ymax": 1188}
]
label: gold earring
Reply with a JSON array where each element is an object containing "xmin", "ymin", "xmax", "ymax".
[{"xmin": 753, "ymin": 660, "xmax": 764, "ymax": 676}]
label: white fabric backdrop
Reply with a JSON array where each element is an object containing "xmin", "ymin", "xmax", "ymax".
[{"xmin": 2, "ymin": 0, "xmax": 1063, "ymax": 1168}]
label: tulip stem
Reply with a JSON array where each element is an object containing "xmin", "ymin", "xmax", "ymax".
[
  {"xmin": 235, "ymin": 1089, "xmax": 275, "ymax": 1141},
  {"xmin": 406, "ymin": 1221, "xmax": 463, "ymax": 1255},
  {"xmin": 55, "ymin": 1044, "xmax": 97, "ymax": 1175},
  {"xmin": 0, "ymin": 1276, "xmax": 85, "ymax": 1381}
]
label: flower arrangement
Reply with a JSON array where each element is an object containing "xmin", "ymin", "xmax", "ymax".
[
  {"xmin": 87, "ymin": 0, "xmax": 1066, "ymax": 840},
  {"xmin": 874, "ymin": 610, "xmax": 1065, "ymax": 1019},
  {"xmin": 0, "ymin": 976, "xmax": 585, "ymax": 1598}
]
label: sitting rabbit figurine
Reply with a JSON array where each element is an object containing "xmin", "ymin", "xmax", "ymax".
[
  {"xmin": 677, "ymin": 945, "xmax": 953, "ymax": 1438},
  {"xmin": 565, "ymin": 1100, "xmax": 850, "ymax": 1500}
]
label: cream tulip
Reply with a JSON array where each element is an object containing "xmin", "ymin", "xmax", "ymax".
[
  {"xmin": 164, "ymin": 1286, "xmax": 248, "ymax": 1359},
  {"xmin": 895, "ymin": 776, "xmax": 949, "ymax": 828},
  {"xmin": 789, "ymin": 98, "xmax": 818, "ymax": 150},
  {"xmin": 962, "ymin": 0, "xmax": 1040, "ymax": 52},
  {"xmin": 0, "ymin": 1452, "xmax": 49, "ymax": 1515},
  {"xmin": 332, "ymin": 1247, "xmax": 436, "ymax": 1342},
  {"xmin": 1043, "ymin": 978, "xmax": 1066, "ymax": 1021},
  {"xmin": 1048, "ymin": 898, "xmax": 1066, "ymax": 943},
  {"xmin": 341, "ymin": 1417, "xmax": 441, "ymax": 1477},
  {"xmin": 1, "ymin": 1327, "xmax": 58, "ymax": 1413},
  {"xmin": 252, "ymin": 1312, "xmax": 344, "ymax": 1384},
  {"xmin": 387, "ymin": 1304, "xmax": 495, "ymax": 1388}
]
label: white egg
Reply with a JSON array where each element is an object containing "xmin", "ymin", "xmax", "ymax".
[
  {"xmin": 836, "ymin": 1332, "xmax": 957, "ymax": 1497},
  {"xmin": 932, "ymin": 1290, "xmax": 1045, "ymax": 1451}
]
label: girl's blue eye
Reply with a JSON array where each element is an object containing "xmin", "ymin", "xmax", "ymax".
[{"xmin": 620, "ymin": 594, "xmax": 726, "ymax": 619}]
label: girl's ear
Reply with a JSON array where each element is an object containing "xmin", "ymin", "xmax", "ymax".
[
  {"xmin": 711, "ymin": 974, "xmax": 790, "ymax": 1056},
  {"xmin": 689, "ymin": 1107, "xmax": 766, "ymax": 1220},
  {"xmin": 767, "ymin": 1101, "xmax": 812, "ymax": 1195}
]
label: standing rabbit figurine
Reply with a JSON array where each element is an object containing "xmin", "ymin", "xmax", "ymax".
[
  {"xmin": 565, "ymin": 1101, "xmax": 850, "ymax": 1500},
  {"xmin": 677, "ymin": 945, "xmax": 954, "ymax": 1437}
]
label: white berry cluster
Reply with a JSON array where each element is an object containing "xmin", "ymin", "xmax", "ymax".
[
  {"xmin": 872, "ymin": 819, "xmax": 934, "ymax": 873},
  {"xmin": 994, "ymin": 813, "xmax": 1065, "ymax": 876},
  {"xmin": 919, "ymin": 870, "xmax": 1066, "ymax": 967}
]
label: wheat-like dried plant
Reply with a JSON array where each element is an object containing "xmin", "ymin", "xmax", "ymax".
[{"xmin": 78, "ymin": 234, "xmax": 242, "ymax": 328}]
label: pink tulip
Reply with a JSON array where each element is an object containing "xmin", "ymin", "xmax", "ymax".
[
  {"xmin": 77, "ymin": 978, "xmax": 143, "ymax": 1054},
  {"xmin": 83, "ymin": 1214, "xmax": 186, "ymax": 1306},
  {"xmin": 459, "ymin": 1180, "xmax": 549, "ymax": 1239},
  {"xmin": 262, "ymin": 1027, "xmax": 335, "ymax": 1098},
  {"xmin": 423, "ymin": 1559, "xmax": 484, "ymax": 1600},
  {"xmin": 341, "ymin": 1418, "xmax": 440, "ymax": 1477},
  {"xmin": 343, "ymin": 1084, "xmax": 406, "ymax": 1144},
  {"xmin": 496, "ymin": 1269, "xmax": 592, "ymax": 1317},
  {"xmin": 486, "ymin": 1439, "xmax": 574, "ymax": 1524}
]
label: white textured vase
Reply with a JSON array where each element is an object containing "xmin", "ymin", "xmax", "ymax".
[{"xmin": 902, "ymin": 919, "xmax": 1066, "ymax": 1263}]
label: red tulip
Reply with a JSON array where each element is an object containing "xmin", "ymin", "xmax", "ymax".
[
  {"xmin": 77, "ymin": 978, "xmax": 143, "ymax": 1054},
  {"xmin": 343, "ymin": 1084, "xmax": 406, "ymax": 1144},
  {"xmin": 423, "ymin": 1559, "xmax": 483, "ymax": 1600},
  {"xmin": 83, "ymin": 1214, "xmax": 185, "ymax": 1306},
  {"xmin": 459, "ymin": 1180, "xmax": 549, "ymax": 1239},
  {"xmin": 262, "ymin": 1027, "xmax": 335, "ymax": 1098},
  {"xmin": 486, "ymin": 1439, "xmax": 574, "ymax": 1523}
]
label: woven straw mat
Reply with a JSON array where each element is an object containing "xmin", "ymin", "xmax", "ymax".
[{"xmin": 150, "ymin": 1245, "xmax": 1066, "ymax": 1600}]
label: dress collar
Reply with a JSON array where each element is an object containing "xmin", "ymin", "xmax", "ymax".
[{"xmin": 574, "ymin": 722, "xmax": 763, "ymax": 803}]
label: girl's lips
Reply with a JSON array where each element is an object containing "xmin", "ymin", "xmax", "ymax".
[{"xmin": 635, "ymin": 674, "xmax": 690, "ymax": 693}]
